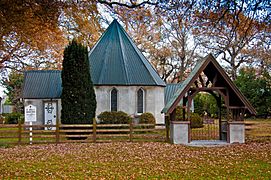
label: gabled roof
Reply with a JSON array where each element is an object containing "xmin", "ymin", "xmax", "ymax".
[
  {"xmin": 164, "ymin": 83, "xmax": 182, "ymax": 104},
  {"xmin": 162, "ymin": 54, "xmax": 256, "ymax": 115},
  {"xmin": 22, "ymin": 70, "xmax": 62, "ymax": 99},
  {"xmin": 88, "ymin": 19, "xmax": 166, "ymax": 86}
]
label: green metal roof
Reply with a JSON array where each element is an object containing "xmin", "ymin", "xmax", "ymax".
[
  {"xmin": 22, "ymin": 70, "xmax": 62, "ymax": 99},
  {"xmin": 162, "ymin": 56, "xmax": 208, "ymax": 113},
  {"xmin": 164, "ymin": 83, "xmax": 182, "ymax": 104},
  {"xmin": 89, "ymin": 19, "xmax": 166, "ymax": 86}
]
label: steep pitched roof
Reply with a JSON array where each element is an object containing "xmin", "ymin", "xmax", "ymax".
[
  {"xmin": 164, "ymin": 83, "xmax": 182, "ymax": 104},
  {"xmin": 88, "ymin": 19, "xmax": 166, "ymax": 86},
  {"xmin": 22, "ymin": 70, "xmax": 62, "ymax": 99},
  {"xmin": 162, "ymin": 54, "xmax": 256, "ymax": 115}
]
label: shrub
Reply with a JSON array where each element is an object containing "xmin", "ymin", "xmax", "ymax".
[
  {"xmin": 139, "ymin": 112, "xmax": 155, "ymax": 124},
  {"xmin": 190, "ymin": 113, "xmax": 203, "ymax": 128},
  {"xmin": 0, "ymin": 115, "xmax": 4, "ymax": 124},
  {"xmin": 172, "ymin": 106, "xmax": 203, "ymax": 128},
  {"xmin": 61, "ymin": 40, "xmax": 96, "ymax": 124},
  {"xmin": 176, "ymin": 106, "xmax": 185, "ymax": 121},
  {"xmin": 98, "ymin": 111, "xmax": 132, "ymax": 124},
  {"xmin": 138, "ymin": 112, "xmax": 156, "ymax": 129},
  {"xmin": 4, "ymin": 113, "xmax": 24, "ymax": 124}
]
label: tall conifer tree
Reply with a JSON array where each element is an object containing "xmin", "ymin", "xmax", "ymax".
[{"xmin": 61, "ymin": 40, "xmax": 96, "ymax": 124}]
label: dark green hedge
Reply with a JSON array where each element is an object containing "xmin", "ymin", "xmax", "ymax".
[
  {"xmin": 139, "ymin": 112, "xmax": 155, "ymax": 124},
  {"xmin": 190, "ymin": 113, "xmax": 204, "ymax": 128},
  {"xmin": 3, "ymin": 113, "xmax": 24, "ymax": 124},
  {"xmin": 97, "ymin": 111, "xmax": 132, "ymax": 124},
  {"xmin": 174, "ymin": 106, "xmax": 203, "ymax": 128}
]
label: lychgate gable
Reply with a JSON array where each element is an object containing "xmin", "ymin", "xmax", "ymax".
[
  {"xmin": 164, "ymin": 54, "xmax": 256, "ymax": 144},
  {"xmin": 162, "ymin": 54, "xmax": 256, "ymax": 116}
]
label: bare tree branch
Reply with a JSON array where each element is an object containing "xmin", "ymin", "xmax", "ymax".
[{"xmin": 98, "ymin": 0, "xmax": 158, "ymax": 8}]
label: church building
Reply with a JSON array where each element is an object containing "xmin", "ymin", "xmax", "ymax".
[{"xmin": 22, "ymin": 20, "xmax": 166, "ymax": 126}]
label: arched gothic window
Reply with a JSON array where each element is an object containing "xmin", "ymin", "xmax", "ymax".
[
  {"xmin": 137, "ymin": 88, "xmax": 144, "ymax": 113},
  {"xmin": 111, "ymin": 88, "xmax": 118, "ymax": 111}
]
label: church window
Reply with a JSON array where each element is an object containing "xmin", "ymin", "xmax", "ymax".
[
  {"xmin": 111, "ymin": 88, "xmax": 118, "ymax": 111},
  {"xmin": 137, "ymin": 88, "xmax": 144, "ymax": 113}
]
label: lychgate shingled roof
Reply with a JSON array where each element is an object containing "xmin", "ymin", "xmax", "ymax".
[
  {"xmin": 22, "ymin": 70, "xmax": 62, "ymax": 99},
  {"xmin": 88, "ymin": 19, "xmax": 165, "ymax": 86},
  {"xmin": 162, "ymin": 54, "xmax": 256, "ymax": 115}
]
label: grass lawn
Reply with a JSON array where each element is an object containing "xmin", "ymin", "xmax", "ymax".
[
  {"xmin": 0, "ymin": 142, "xmax": 271, "ymax": 179},
  {"xmin": 0, "ymin": 119, "xmax": 270, "ymax": 179},
  {"xmin": 245, "ymin": 119, "xmax": 271, "ymax": 142}
]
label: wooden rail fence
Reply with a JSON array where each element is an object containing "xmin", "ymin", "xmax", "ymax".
[{"xmin": 0, "ymin": 122, "xmax": 169, "ymax": 145}]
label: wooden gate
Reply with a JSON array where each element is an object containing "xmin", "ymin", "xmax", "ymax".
[{"xmin": 191, "ymin": 116, "xmax": 221, "ymax": 141}]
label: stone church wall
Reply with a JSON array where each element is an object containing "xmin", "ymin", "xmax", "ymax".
[
  {"xmin": 24, "ymin": 86, "xmax": 165, "ymax": 125},
  {"xmin": 95, "ymin": 86, "xmax": 165, "ymax": 124}
]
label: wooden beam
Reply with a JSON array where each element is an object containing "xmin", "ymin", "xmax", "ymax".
[
  {"xmin": 229, "ymin": 106, "xmax": 246, "ymax": 109},
  {"xmin": 190, "ymin": 87, "xmax": 226, "ymax": 91}
]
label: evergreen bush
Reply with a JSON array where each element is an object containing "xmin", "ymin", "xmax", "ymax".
[
  {"xmin": 61, "ymin": 40, "xmax": 96, "ymax": 124},
  {"xmin": 3, "ymin": 113, "xmax": 23, "ymax": 124},
  {"xmin": 190, "ymin": 113, "xmax": 204, "ymax": 128},
  {"xmin": 174, "ymin": 106, "xmax": 203, "ymax": 128},
  {"xmin": 138, "ymin": 112, "xmax": 156, "ymax": 129},
  {"xmin": 175, "ymin": 106, "xmax": 185, "ymax": 121},
  {"xmin": 139, "ymin": 112, "xmax": 155, "ymax": 124},
  {"xmin": 98, "ymin": 111, "xmax": 132, "ymax": 124}
]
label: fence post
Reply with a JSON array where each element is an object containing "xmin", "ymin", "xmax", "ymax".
[
  {"xmin": 93, "ymin": 118, "xmax": 96, "ymax": 143},
  {"xmin": 18, "ymin": 120, "xmax": 22, "ymax": 145},
  {"xmin": 165, "ymin": 117, "xmax": 170, "ymax": 142},
  {"xmin": 129, "ymin": 121, "xmax": 133, "ymax": 142},
  {"xmin": 56, "ymin": 120, "xmax": 60, "ymax": 144}
]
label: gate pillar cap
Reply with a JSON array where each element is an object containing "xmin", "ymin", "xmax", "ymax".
[
  {"xmin": 170, "ymin": 121, "xmax": 190, "ymax": 124},
  {"xmin": 228, "ymin": 121, "xmax": 245, "ymax": 125}
]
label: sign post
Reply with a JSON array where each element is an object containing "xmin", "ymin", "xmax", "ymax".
[{"xmin": 25, "ymin": 104, "xmax": 37, "ymax": 145}]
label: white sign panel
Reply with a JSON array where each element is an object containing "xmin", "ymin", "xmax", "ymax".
[
  {"xmin": 44, "ymin": 102, "xmax": 57, "ymax": 130},
  {"xmin": 25, "ymin": 104, "xmax": 37, "ymax": 122}
]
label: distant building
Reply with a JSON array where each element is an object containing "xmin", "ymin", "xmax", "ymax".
[{"xmin": 0, "ymin": 95, "xmax": 14, "ymax": 114}]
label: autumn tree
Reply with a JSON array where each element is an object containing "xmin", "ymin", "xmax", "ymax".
[
  {"xmin": 59, "ymin": 0, "xmax": 102, "ymax": 47},
  {"xmin": 193, "ymin": 5, "xmax": 271, "ymax": 80},
  {"xmin": 1, "ymin": 0, "xmax": 270, "ymax": 82},
  {"xmin": 0, "ymin": 0, "xmax": 65, "ymax": 72},
  {"xmin": 0, "ymin": 0, "xmax": 159, "ymax": 74},
  {"xmin": 114, "ymin": 3, "xmax": 200, "ymax": 83},
  {"xmin": 158, "ymin": 4, "xmax": 201, "ymax": 82},
  {"xmin": 61, "ymin": 40, "xmax": 96, "ymax": 124},
  {"xmin": 115, "ymin": 7, "xmax": 173, "ymax": 81},
  {"xmin": 241, "ymin": 35, "xmax": 271, "ymax": 73}
]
